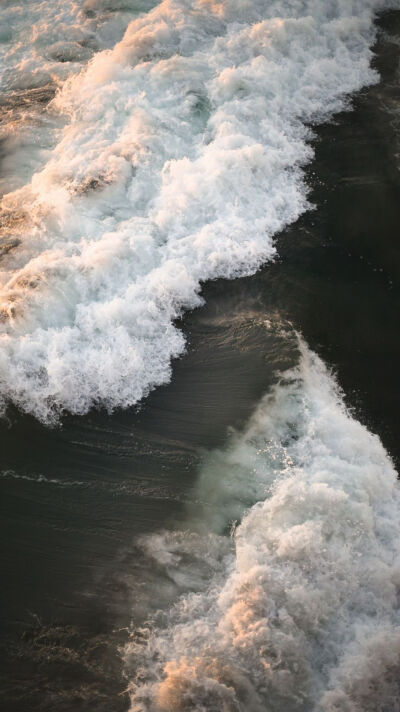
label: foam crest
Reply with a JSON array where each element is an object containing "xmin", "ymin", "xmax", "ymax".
[
  {"xmin": 0, "ymin": 0, "xmax": 399, "ymax": 420},
  {"xmin": 124, "ymin": 341, "xmax": 400, "ymax": 711}
]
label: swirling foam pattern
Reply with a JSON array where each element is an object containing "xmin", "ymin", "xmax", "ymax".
[{"xmin": 0, "ymin": 0, "xmax": 398, "ymax": 421}]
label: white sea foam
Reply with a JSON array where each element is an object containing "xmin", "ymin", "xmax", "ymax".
[
  {"xmin": 124, "ymin": 340, "xmax": 400, "ymax": 711},
  {"xmin": 0, "ymin": 0, "xmax": 398, "ymax": 421},
  {"xmin": 0, "ymin": 0, "xmax": 147, "ymax": 195},
  {"xmin": 0, "ymin": 0, "xmax": 149, "ymax": 92}
]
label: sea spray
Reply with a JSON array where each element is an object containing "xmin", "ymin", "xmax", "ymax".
[{"xmin": 124, "ymin": 339, "xmax": 400, "ymax": 711}]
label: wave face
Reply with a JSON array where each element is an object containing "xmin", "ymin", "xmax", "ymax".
[
  {"xmin": 0, "ymin": 0, "xmax": 398, "ymax": 422},
  {"xmin": 124, "ymin": 340, "xmax": 400, "ymax": 712}
]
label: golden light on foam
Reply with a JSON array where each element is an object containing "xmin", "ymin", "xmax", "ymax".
[
  {"xmin": 0, "ymin": 294, "xmax": 20, "ymax": 324},
  {"xmin": 157, "ymin": 658, "xmax": 196, "ymax": 711},
  {"xmin": 198, "ymin": 0, "xmax": 225, "ymax": 17},
  {"xmin": 0, "ymin": 208, "xmax": 27, "ymax": 237},
  {"xmin": 157, "ymin": 656, "xmax": 234, "ymax": 711},
  {"xmin": 0, "ymin": 266, "xmax": 46, "ymax": 325}
]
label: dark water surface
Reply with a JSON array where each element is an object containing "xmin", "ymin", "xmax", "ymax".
[{"xmin": 1, "ymin": 11, "xmax": 400, "ymax": 711}]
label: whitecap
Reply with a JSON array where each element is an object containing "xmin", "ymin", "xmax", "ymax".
[
  {"xmin": 0, "ymin": 0, "xmax": 398, "ymax": 421},
  {"xmin": 124, "ymin": 339, "xmax": 400, "ymax": 711}
]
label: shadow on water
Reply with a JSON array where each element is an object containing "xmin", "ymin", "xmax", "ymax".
[{"xmin": 1, "ymin": 10, "xmax": 400, "ymax": 711}]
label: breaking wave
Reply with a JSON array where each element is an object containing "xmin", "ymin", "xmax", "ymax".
[
  {"xmin": 0, "ymin": 0, "xmax": 398, "ymax": 421},
  {"xmin": 124, "ymin": 339, "xmax": 400, "ymax": 712}
]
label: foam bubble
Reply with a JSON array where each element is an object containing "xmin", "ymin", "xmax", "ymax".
[
  {"xmin": 124, "ymin": 339, "xmax": 400, "ymax": 711},
  {"xmin": 0, "ymin": 0, "xmax": 399, "ymax": 421}
]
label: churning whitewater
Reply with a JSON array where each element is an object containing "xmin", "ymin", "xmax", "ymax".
[
  {"xmin": 1, "ymin": 3, "xmax": 400, "ymax": 712},
  {"xmin": 125, "ymin": 340, "xmax": 400, "ymax": 711},
  {"xmin": 0, "ymin": 0, "xmax": 398, "ymax": 421}
]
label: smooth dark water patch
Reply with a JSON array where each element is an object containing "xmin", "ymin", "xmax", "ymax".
[
  {"xmin": 267, "ymin": 10, "xmax": 400, "ymax": 466},
  {"xmin": 1, "ymin": 10, "xmax": 400, "ymax": 711}
]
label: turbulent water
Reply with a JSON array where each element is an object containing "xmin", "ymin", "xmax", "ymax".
[
  {"xmin": 0, "ymin": 0, "xmax": 398, "ymax": 421},
  {"xmin": 126, "ymin": 339, "xmax": 400, "ymax": 711},
  {"xmin": 1, "ymin": 1, "xmax": 400, "ymax": 711}
]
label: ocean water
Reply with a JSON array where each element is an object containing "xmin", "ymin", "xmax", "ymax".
[{"xmin": 1, "ymin": 2, "xmax": 400, "ymax": 711}]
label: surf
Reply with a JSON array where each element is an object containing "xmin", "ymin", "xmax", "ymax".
[
  {"xmin": 1, "ymin": 0, "xmax": 398, "ymax": 422},
  {"xmin": 124, "ymin": 338, "xmax": 400, "ymax": 711}
]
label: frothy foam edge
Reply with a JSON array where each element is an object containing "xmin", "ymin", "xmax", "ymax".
[
  {"xmin": 1, "ymin": 0, "xmax": 398, "ymax": 421},
  {"xmin": 124, "ymin": 339, "xmax": 400, "ymax": 711}
]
